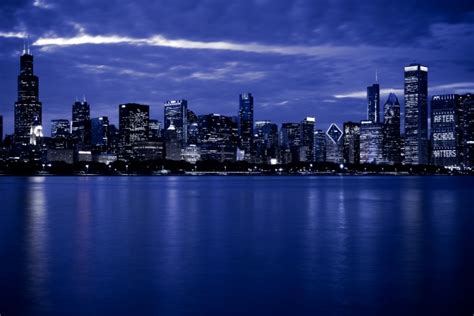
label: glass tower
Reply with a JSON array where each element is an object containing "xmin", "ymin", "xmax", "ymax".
[
  {"xmin": 238, "ymin": 93, "xmax": 254, "ymax": 161},
  {"xmin": 382, "ymin": 93, "xmax": 401, "ymax": 164},
  {"xmin": 404, "ymin": 64, "xmax": 428, "ymax": 165},
  {"xmin": 164, "ymin": 100, "xmax": 188, "ymax": 146},
  {"xmin": 367, "ymin": 83, "xmax": 380, "ymax": 123}
]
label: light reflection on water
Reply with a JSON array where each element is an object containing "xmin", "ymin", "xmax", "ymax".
[{"xmin": 0, "ymin": 176, "xmax": 472, "ymax": 315}]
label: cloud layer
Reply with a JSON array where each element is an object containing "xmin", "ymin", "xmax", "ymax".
[{"xmin": 0, "ymin": 0, "xmax": 473, "ymax": 134}]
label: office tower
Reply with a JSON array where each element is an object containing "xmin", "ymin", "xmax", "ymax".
[
  {"xmin": 431, "ymin": 94, "xmax": 463, "ymax": 167},
  {"xmin": 14, "ymin": 43, "xmax": 42, "ymax": 145},
  {"xmin": 238, "ymin": 93, "xmax": 254, "ymax": 161},
  {"xmin": 165, "ymin": 122, "xmax": 181, "ymax": 160},
  {"xmin": 404, "ymin": 64, "xmax": 428, "ymax": 164},
  {"xmin": 198, "ymin": 113, "xmax": 239, "ymax": 162},
  {"xmin": 325, "ymin": 123, "xmax": 343, "ymax": 163},
  {"xmin": 187, "ymin": 109, "xmax": 198, "ymax": 145},
  {"xmin": 360, "ymin": 120, "xmax": 383, "ymax": 164},
  {"xmin": 343, "ymin": 122, "xmax": 360, "ymax": 164},
  {"xmin": 254, "ymin": 120, "xmax": 279, "ymax": 164},
  {"xmin": 164, "ymin": 100, "xmax": 188, "ymax": 146},
  {"xmin": 280, "ymin": 123, "xmax": 301, "ymax": 164},
  {"xmin": 313, "ymin": 129, "xmax": 326, "ymax": 162},
  {"xmin": 72, "ymin": 98, "xmax": 91, "ymax": 148},
  {"xmin": 382, "ymin": 93, "xmax": 401, "ymax": 164},
  {"xmin": 50, "ymin": 119, "xmax": 70, "ymax": 149},
  {"xmin": 149, "ymin": 119, "xmax": 162, "ymax": 141},
  {"xmin": 461, "ymin": 94, "xmax": 474, "ymax": 168},
  {"xmin": 300, "ymin": 117, "xmax": 315, "ymax": 162},
  {"xmin": 119, "ymin": 103, "xmax": 149, "ymax": 147},
  {"xmin": 367, "ymin": 83, "xmax": 380, "ymax": 123},
  {"xmin": 91, "ymin": 116, "xmax": 109, "ymax": 149}
]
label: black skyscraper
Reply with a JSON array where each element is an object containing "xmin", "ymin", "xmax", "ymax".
[
  {"xmin": 238, "ymin": 93, "xmax": 254, "ymax": 161},
  {"xmin": 367, "ymin": 83, "xmax": 380, "ymax": 123},
  {"xmin": 14, "ymin": 44, "xmax": 42, "ymax": 145},
  {"xmin": 119, "ymin": 103, "xmax": 149, "ymax": 146}
]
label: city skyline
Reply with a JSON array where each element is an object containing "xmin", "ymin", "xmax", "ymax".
[{"xmin": 1, "ymin": 0, "xmax": 474, "ymax": 135}]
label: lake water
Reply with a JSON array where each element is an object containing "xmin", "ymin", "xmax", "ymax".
[{"xmin": 0, "ymin": 176, "xmax": 473, "ymax": 315}]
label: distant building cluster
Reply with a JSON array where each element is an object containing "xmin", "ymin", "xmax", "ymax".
[{"xmin": 0, "ymin": 48, "xmax": 473, "ymax": 170}]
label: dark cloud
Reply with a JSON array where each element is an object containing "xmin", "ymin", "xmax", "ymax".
[{"xmin": 0, "ymin": 0, "xmax": 473, "ymax": 134}]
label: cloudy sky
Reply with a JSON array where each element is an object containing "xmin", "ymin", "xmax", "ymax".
[{"xmin": 0, "ymin": 0, "xmax": 473, "ymax": 135}]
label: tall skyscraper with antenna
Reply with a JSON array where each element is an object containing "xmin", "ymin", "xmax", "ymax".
[
  {"xmin": 367, "ymin": 71, "xmax": 380, "ymax": 123},
  {"xmin": 14, "ymin": 39, "xmax": 43, "ymax": 145}
]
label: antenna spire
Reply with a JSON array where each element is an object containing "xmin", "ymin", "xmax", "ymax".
[
  {"xmin": 375, "ymin": 69, "xmax": 378, "ymax": 83},
  {"xmin": 83, "ymin": 94, "xmax": 86, "ymax": 103}
]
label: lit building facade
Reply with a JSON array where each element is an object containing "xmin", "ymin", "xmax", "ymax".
[
  {"xmin": 254, "ymin": 120, "xmax": 278, "ymax": 164},
  {"xmin": 91, "ymin": 116, "xmax": 109, "ymax": 150},
  {"xmin": 382, "ymin": 93, "xmax": 401, "ymax": 164},
  {"xmin": 72, "ymin": 99, "xmax": 91, "ymax": 149},
  {"xmin": 164, "ymin": 100, "xmax": 188, "ymax": 146},
  {"xmin": 238, "ymin": 93, "xmax": 254, "ymax": 161},
  {"xmin": 280, "ymin": 123, "xmax": 301, "ymax": 164},
  {"xmin": 14, "ymin": 46, "xmax": 42, "ymax": 145},
  {"xmin": 119, "ymin": 103, "xmax": 149, "ymax": 147},
  {"xmin": 461, "ymin": 94, "xmax": 474, "ymax": 168},
  {"xmin": 313, "ymin": 129, "xmax": 326, "ymax": 163},
  {"xmin": 360, "ymin": 120, "xmax": 383, "ymax": 164},
  {"xmin": 343, "ymin": 121, "xmax": 360, "ymax": 164},
  {"xmin": 367, "ymin": 83, "xmax": 380, "ymax": 123},
  {"xmin": 404, "ymin": 64, "xmax": 429, "ymax": 164},
  {"xmin": 300, "ymin": 117, "xmax": 315, "ymax": 162},
  {"xmin": 198, "ymin": 113, "xmax": 238, "ymax": 162},
  {"xmin": 51, "ymin": 119, "xmax": 70, "ymax": 149},
  {"xmin": 430, "ymin": 94, "xmax": 463, "ymax": 167},
  {"xmin": 325, "ymin": 123, "xmax": 343, "ymax": 164}
]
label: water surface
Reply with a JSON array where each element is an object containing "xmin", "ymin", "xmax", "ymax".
[{"xmin": 0, "ymin": 176, "xmax": 473, "ymax": 315}]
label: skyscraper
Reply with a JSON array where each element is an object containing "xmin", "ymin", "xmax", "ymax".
[
  {"xmin": 313, "ymin": 129, "xmax": 326, "ymax": 163},
  {"xmin": 254, "ymin": 120, "xmax": 278, "ymax": 164},
  {"xmin": 301, "ymin": 117, "xmax": 315, "ymax": 162},
  {"xmin": 119, "ymin": 103, "xmax": 149, "ymax": 147},
  {"xmin": 404, "ymin": 64, "xmax": 429, "ymax": 165},
  {"xmin": 72, "ymin": 98, "xmax": 91, "ymax": 149},
  {"xmin": 91, "ymin": 116, "xmax": 109, "ymax": 150},
  {"xmin": 14, "ymin": 43, "xmax": 42, "ymax": 145},
  {"xmin": 382, "ymin": 93, "xmax": 401, "ymax": 164},
  {"xmin": 280, "ymin": 123, "xmax": 301, "ymax": 164},
  {"xmin": 461, "ymin": 94, "xmax": 474, "ymax": 169},
  {"xmin": 238, "ymin": 93, "xmax": 254, "ymax": 161},
  {"xmin": 149, "ymin": 119, "xmax": 162, "ymax": 141},
  {"xmin": 325, "ymin": 123, "xmax": 344, "ymax": 164},
  {"xmin": 360, "ymin": 120, "xmax": 383, "ymax": 164},
  {"xmin": 198, "ymin": 113, "xmax": 239, "ymax": 162},
  {"xmin": 367, "ymin": 83, "xmax": 380, "ymax": 123},
  {"xmin": 50, "ymin": 119, "xmax": 70, "ymax": 149},
  {"xmin": 343, "ymin": 122, "xmax": 360, "ymax": 164},
  {"xmin": 430, "ymin": 94, "xmax": 462, "ymax": 167},
  {"xmin": 164, "ymin": 100, "xmax": 188, "ymax": 146}
]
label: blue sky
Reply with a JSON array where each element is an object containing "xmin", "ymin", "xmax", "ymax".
[{"xmin": 0, "ymin": 0, "xmax": 473, "ymax": 135}]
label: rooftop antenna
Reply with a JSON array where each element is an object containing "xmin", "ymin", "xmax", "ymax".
[
  {"xmin": 26, "ymin": 35, "xmax": 31, "ymax": 55},
  {"xmin": 83, "ymin": 94, "xmax": 86, "ymax": 103},
  {"xmin": 75, "ymin": 96, "xmax": 79, "ymax": 102},
  {"xmin": 22, "ymin": 38, "xmax": 26, "ymax": 55},
  {"xmin": 375, "ymin": 69, "xmax": 378, "ymax": 83}
]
